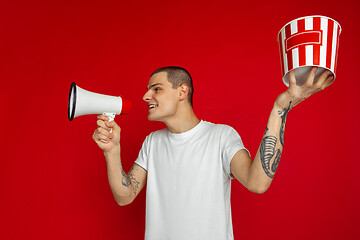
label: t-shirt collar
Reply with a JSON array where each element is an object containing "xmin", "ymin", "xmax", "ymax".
[{"xmin": 168, "ymin": 120, "xmax": 204, "ymax": 140}]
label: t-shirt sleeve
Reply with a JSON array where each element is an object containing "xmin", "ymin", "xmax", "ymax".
[
  {"xmin": 222, "ymin": 126, "xmax": 250, "ymax": 179},
  {"xmin": 135, "ymin": 135, "xmax": 150, "ymax": 172}
]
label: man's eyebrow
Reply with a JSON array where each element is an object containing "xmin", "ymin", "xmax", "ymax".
[{"xmin": 147, "ymin": 83, "xmax": 163, "ymax": 90}]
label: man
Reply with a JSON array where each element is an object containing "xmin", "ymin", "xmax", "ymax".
[{"xmin": 93, "ymin": 66, "xmax": 333, "ymax": 239}]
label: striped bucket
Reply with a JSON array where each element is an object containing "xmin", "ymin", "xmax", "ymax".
[{"xmin": 278, "ymin": 16, "xmax": 341, "ymax": 87}]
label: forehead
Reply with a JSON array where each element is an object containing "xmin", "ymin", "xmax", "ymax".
[{"xmin": 147, "ymin": 72, "xmax": 170, "ymax": 88}]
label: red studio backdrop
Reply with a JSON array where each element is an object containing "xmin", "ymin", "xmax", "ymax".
[{"xmin": 1, "ymin": 0, "xmax": 359, "ymax": 239}]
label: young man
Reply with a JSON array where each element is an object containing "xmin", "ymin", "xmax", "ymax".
[{"xmin": 93, "ymin": 66, "xmax": 333, "ymax": 239}]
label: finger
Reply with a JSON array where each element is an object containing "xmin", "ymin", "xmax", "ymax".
[
  {"xmin": 93, "ymin": 129, "xmax": 102, "ymax": 142},
  {"xmin": 97, "ymin": 134, "xmax": 110, "ymax": 143},
  {"xmin": 320, "ymin": 74, "xmax": 334, "ymax": 90},
  {"xmin": 98, "ymin": 127, "xmax": 112, "ymax": 138},
  {"xmin": 97, "ymin": 119, "xmax": 112, "ymax": 131},
  {"xmin": 93, "ymin": 130, "xmax": 111, "ymax": 143},
  {"xmin": 97, "ymin": 114, "xmax": 110, "ymax": 122},
  {"xmin": 289, "ymin": 69, "xmax": 297, "ymax": 87},
  {"xmin": 93, "ymin": 128, "xmax": 111, "ymax": 144},
  {"xmin": 304, "ymin": 67, "xmax": 318, "ymax": 87},
  {"xmin": 105, "ymin": 120, "xmax": 121, "ymax": 132},
  {"xmin": 316, "ymin": 70, "xmax": 333, "ymax": 88}
]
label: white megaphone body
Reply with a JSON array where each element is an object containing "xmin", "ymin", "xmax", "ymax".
[{"xmin": 68, "ymin": 82, "xmax": 132, "ymax": 122}]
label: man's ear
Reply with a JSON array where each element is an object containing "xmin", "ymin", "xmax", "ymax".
[{"xmin": 179, "ymin": 84, "xmax": 189, "ymax": 101}]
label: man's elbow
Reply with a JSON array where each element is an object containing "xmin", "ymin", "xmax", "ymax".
[
  {"xmin": 116, "ymin": 197, "xmax": 134, "ymax": 206},
  {"xmin": 113, "ymin": 191, "xmax": 135, "ymax": 206},
  {"xmin": 248, "ymin": 184, "xmax": 270, "ymax": 194}
]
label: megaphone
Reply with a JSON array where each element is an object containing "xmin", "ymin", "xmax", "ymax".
[{"xmin": 68, "ymin": 82, "xmax": 132, "ymax": 122}]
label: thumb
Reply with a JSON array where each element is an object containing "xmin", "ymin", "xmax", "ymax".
[{"xmin": 289, "ymin": 69, "xmax": 297, "ymax": 87}]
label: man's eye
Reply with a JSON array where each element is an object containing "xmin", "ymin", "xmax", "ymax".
[{"xmin": 155, "ymin": 88, "xmax": 161, "ymax": 92}]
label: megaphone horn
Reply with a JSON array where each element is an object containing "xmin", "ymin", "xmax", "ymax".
[{"xmin": 68, "ymin": 82, "xmax": 132, "ymax": 121}]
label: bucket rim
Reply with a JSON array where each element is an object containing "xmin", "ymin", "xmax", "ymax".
[
  {"xmin": 282, "ymin": 65, "xmax": 337, "ymax": 87},
  {"xmin": 277, "ymin": 15, "xmax": 342, "ymax": 42}
]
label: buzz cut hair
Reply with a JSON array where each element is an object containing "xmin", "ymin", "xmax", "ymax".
[{"xmin": 150, "ymin": 66, "xmax": 194, "ymax": 107}]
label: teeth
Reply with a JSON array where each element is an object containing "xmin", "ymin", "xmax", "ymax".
[{"xmin": 149, "ymin": 104, "xmax": 157, "ymax": 109}]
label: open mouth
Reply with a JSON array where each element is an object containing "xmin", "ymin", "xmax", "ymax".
[{"xmin": 148, "ymin": 104, "xmax": 158, "ymax": 110}]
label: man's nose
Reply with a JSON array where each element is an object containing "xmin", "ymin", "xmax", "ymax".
[{"xmin": 143, "ymin": 90, "xmax": 152, "ymax": 102}]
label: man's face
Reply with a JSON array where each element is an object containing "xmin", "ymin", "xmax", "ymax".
[{"xmin": 143, "ymin": 72, "xmax": 179, "ymax": 122}]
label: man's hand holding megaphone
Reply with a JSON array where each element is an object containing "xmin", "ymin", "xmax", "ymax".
[{"xmin": 93, "ymin": 114, "xmax": 121, "ymax": 153}]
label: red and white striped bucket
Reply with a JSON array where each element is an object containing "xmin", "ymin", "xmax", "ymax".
[{"xmin": 278, "ymin": 16, "xmax": 341, "ymax": 87}]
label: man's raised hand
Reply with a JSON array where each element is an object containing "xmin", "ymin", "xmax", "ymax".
[{"xmin": 275, "ymin": 67, "xmax": 334, "ymax": 110}]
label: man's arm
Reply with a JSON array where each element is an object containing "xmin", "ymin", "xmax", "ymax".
[
  {"xmin": 230, "ymin": 67, "xmax": 334, "ymax": 194},
  {"xmin": 93, "ymin": 115, "xmax": 147, "ymax": 206}
]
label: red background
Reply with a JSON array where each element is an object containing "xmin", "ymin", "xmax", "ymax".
[{"xmin": 1, "ymin": 0, "xmax": 359, "ymax": 239}]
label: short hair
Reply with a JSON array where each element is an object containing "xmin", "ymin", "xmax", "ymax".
[{"xmin": 150, "ymin": 66, "xmax": 194, "ymax": 106}]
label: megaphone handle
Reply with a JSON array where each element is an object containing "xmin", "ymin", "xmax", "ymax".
[
  {"xmin": 100, "ymin": 112, "xmax": 116, "ymax": 143},
  {"xmin": 103, "ymin": 112, "xmax": 116, "ymax": 122}
]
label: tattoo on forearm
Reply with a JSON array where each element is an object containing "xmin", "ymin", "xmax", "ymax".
[
  {"xmin": 121, "ymin": 165, "xmax": 140, "ymax": 195},
  {"xmin": 271, "ymin": 149, "xmax": 281, "ymax": 173},
  {"xmin": 260, "ymin": 101, "xmax": 291, "ymax": 178},
  {"xmin": 260, "ymin": 135, "xmax": 278, "ymax": 178},
  {"xmin": 264, "ymin": 126, "xmax": 269, "ymax": 136},
  {"xmin": 278, "ymin": 101, "xmax": 292, "ymax": 146},
  {"xmin": 121, "ymin": 169, "xmax": 131, "ymax": 187}
]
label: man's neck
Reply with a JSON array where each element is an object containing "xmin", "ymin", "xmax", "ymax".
[{"xmin": 165, "ymin": 106, "xmax": 200, "ymax": 134}]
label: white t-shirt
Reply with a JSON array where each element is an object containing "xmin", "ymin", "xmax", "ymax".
[{"xmin": 135, "ymin": 120, "xmax": 248, "ymax": 240}]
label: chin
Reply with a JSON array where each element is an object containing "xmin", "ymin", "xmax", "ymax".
[
  {"xmin": 147, "ymin": 114, "xmax": 166, "ymax": 122},
  {"xmin": 147, "ymin": 114, "xmax": 159, "ymax": 121}
]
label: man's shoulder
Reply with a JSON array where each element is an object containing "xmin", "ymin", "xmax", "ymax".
[{"xmin": 202, "ymin": 120, "xmax": 235, "ymax": 132}]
